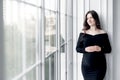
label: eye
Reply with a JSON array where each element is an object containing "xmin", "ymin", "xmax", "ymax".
[
  {"xmin": 87, "ymin": 16, "xmax": 93, "ymax": 20},
  {"xmin": 90, "ymin": 17, "xmax": 93, "ymax": 19}
]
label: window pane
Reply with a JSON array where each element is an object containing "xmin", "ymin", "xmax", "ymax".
[
  {"xmin": 60, "ymin": 45, "xmax": 66, "ymax": 80},
  {"xmin": 45, "ymin": 54, "xmax": 55, "ymax": 80},
  {"xmin": 3, "ymin": 0, "xmax": 22, "ymax": 79},
  {"xmin": 24, "ymin": 4, "xmax": 37, "ymax": 68},
  {"xmin": 67, "ymin": 16, "xmax": 73, "ymax": 40},
  {"xmin": 45, "ymin": 0, "xmax": 57, "ymax": 11},
  {"xmin": 45, "ymin": 57, "xmax": 49, "ymax": 80},
  {"xmin": 17, "ymin": 68, "xmax": 37, "ymax": 80},
  {"xmin": 60, "ymin": 14, "xmax": 66, "ymax": 45},
  {"xmin": 60, "ymin": 0, "xmax": 66, "ymax": 14},
  {"xmin": 26, "ymin": 68, "xmax": 37, "ymax": 80},
  {"xmin": 45, "ymin": 10, "xmax": 56, "ymax": 56},
  {"xmin": 24, "ymin": 0, "xmax": 41, "ymax": 6},
  {"xmin": 3, "ymin": 0, "xmax": 40, "ymax": 79}
]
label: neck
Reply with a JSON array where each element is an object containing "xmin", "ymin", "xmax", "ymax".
[{"xmin": 89, "ymin": 26, "xmax": 97, "ymax": 31}]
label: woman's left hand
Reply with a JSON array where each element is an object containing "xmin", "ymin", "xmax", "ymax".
[{"xmin": 94, "ymin": 45, "xmax": 101, "ymax": 52}]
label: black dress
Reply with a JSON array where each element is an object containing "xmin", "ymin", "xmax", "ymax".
[{"xmin": 76, "ymin": 33, "xmax": 111, "ymax": 80}]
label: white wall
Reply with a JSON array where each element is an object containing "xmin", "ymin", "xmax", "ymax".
[
  {"xmin": 74, "ymin": 0, "xmax": 113, "ymax": 80},
  {"xmin": 113, "ymin": 0, "xmax": 120, "ymax": 80}
]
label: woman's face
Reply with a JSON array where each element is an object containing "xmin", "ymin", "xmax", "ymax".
[{"xmin": 87, "ymin": 13, "xmax": 96, "ymax": 26}]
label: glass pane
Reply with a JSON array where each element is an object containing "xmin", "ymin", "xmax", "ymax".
[
  {"xmin": 67, "ymin": 16, "xmax": 73, "ymax": 40},
  {"xmin": 60, "ymin": 14, "xmax": 66, "ymax": 45},
  {"xmin": 60, "ymin": 45, "xmax": 66, "ymax": 80},
  {"xmin": 45, "ymin": 57, "xmax": 49, "ymax": 80},
  {"xmin": 3, "ymin": 0, "xmax": 22, "ymax": 79},
  {"xmin": 24, "ymin": 0, "xmax": 41, "ymax": 6},
  {"xmin": 4, "ymin": 0, "xmax": 40, "ymax": 79},
  {"xmin": 37, "ymin": 9, "xmax": 41, "ymax": 61},
  {"xmin": 45, "ymin": 10, "xmax": 56, "ymax": 57},
  {"xmin": 50, "ymin": 55, "xmax": 55, "ymax": 80},
  {"xmin": 45, "ymin": 54, "xmax": 55, "ymax": 80},
  {"xmin": 45, "ymin": 0, "xmax": 56, "ymax": 11},
  {"xmin": 17, "ymin": 68, "xmax": 37, "ymax": 80},
  {"xmin": 60, "ymin": 0, "xmax": 66, "ymax": 14},
  {"xmin": 24, "ymin": 4, "xmax": 37, "ymax": 68},
  {"xmin": 26, "ymin": 68, "xmax": 37, "ymax": 80}
]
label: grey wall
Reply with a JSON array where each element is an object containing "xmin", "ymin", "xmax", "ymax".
[
  {"xmin": 0, "ymin": 0, "xmax": 4, "ymax": 79},
  {"xmin": 113, "ymin": 0, "xmax": 120, "ymax": 80}
]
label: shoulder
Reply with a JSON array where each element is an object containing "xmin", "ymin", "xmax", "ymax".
[
  {"xmin": 99, "ymin": 29, "xmax": 109, "ymax": 37},
  {"xmin": 80, "ymin": 30, "xmax": 86, "ymax": 33},
  {"xmin": 78, "ymin": 30, "xmax": 85, "ymax": 37},
  {"xmin": 99, "ymin": 29, "xmax": 107, "ymax": 34}
]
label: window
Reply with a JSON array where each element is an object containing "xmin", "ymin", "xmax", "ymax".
[
  {"xmin": 3, "ymin": 0, "xmax": 74, "ymax": 80},
  {"xmin": 3, "ymin": 0, "xmax": 40, "ymax": 80}
]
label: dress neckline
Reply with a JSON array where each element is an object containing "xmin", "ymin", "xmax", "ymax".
[{"xmin": 80, "ymin": 32, "xmax": 107, "ymax": 36}]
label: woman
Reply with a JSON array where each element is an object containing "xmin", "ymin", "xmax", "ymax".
[{"xmin": 76, "ymin": 10, "xmax": 111, "ymax": 80}]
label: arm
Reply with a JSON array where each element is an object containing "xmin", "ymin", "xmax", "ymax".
[
  {"xmin": 101, "ymin": 34, "xmax": 112, "ymax": 53},
  {"xmin": 76, "ymin": 33, "xmax": 86, "ymax": 53}
]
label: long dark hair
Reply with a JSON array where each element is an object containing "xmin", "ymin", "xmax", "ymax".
[{"xmin": 83, "ymin": 10, "xmax": 102, "ymax": 30}]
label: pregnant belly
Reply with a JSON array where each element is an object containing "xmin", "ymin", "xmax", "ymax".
[{"xmin": 82, "ymin": 53, "xmax": 106, "ymax": 67}]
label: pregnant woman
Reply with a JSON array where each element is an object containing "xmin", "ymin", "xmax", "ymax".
[{"xmin": 76, "ymin": 10, "xmax": 111, "ymax": 80}]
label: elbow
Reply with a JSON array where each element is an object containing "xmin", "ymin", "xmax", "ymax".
[
  {"xmin": 108, "ymin": 48, "xmax": 112, "ymax": 53},
  {"xmin": 76, "ymin": 47, "xmax": 79, "ymax": 52},
  {"xmin": 108, "ymin": 46, "xmax": 112, "ymax": 53},
  {"xmin": 76, "ymin": 47, "xmax": 81, "ymax": 53},
  {"xmin": 101, "ymin": 46, "xmax": 112, "ymax": 53},
  {"xmin": 105, "ymin": 48, "xmax": 112, "ymax": 54},
  {"xmin": 76, "ymin": 47, "xmax": 84, "ymax": 53}
]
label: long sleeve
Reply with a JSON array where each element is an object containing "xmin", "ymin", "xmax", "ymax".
[
  {"xmin": 101, "ymin": 34, "xmax": 112, "ymax": 53},
  {"xmin": 76, "ymin": 33, "xmax": 86, "ymax": 53}
]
